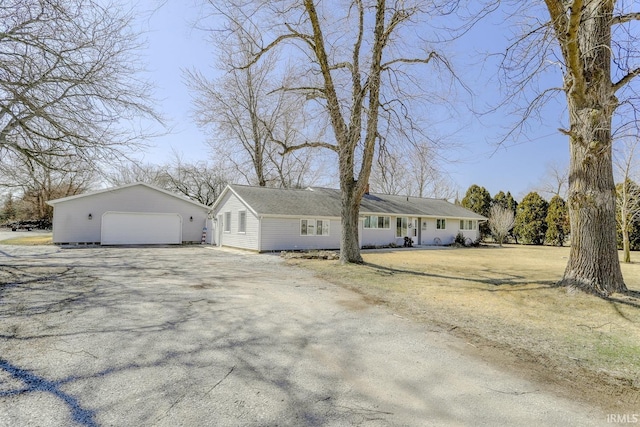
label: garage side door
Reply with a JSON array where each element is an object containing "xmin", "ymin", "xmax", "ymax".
[{"xmin": 101, "ymin": 212, "xmax": 182, "ymax": 245}]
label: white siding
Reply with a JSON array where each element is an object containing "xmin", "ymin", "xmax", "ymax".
[
  {"xmin": 260, "ymin": 217, "xmax": 341, "ymax": 251},
  {"xmin": 361, "ymin": 225, "xmax": 396, "ymax": 247},
  {"xmin": 213, "ymin": 192, "xmax": 260, "ymax": 251},
  {"xmin": 418, "ymin": 218, "xmax": 479, "ymax": 245},
  {"xmin": 51, "ymin": 185, "xmax": 208, "ymax": 244},
  {"xmin": 458, "ymin": 220, "xmax": 480, "ymax": 243}
]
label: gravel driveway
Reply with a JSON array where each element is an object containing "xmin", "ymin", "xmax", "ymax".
[{"xmin": 0, "ymin": 245, "xmax": 607, "ymax": 426}]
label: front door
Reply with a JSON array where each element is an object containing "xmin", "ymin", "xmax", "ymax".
[
  {"xmin": 397, "ymin": 217, "xmax": 418, "ymax": 244},
  {"xmin": 408, "ymin": 217, "xmax": 418, "ymax": 244}
]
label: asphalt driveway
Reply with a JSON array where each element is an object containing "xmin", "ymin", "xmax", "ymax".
[{"xmin": 0, "ymin": 245, "xmax": 607, "ymax": 426}]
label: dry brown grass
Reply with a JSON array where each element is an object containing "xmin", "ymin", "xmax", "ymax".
[
  {"xmin": 0, "ymin": 234, "xmax": 53, "ymax": 245},
  {"xmin": 288, "ymin": 244, "xmax": 640, "ymax": 410}
]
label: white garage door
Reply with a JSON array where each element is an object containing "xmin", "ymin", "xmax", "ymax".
[{"xmin": 101, "ymin": 212, "xmax": 182, "ymax": 245}]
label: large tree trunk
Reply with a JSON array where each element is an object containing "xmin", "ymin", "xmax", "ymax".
[
  {"xmin": 548, "ymin": 0, "xmax": 627, "ymax": 296},
  {"xmin": 561, "ymin": 121, "xmax": 626, "ymax": 295},
  {"xmin": 340, "ymin": 183, "xmax": 364, "ymax": 264}
]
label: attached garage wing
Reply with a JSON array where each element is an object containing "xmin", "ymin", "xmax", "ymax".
[{"xmin": 101, "ymin": 212, "xmax": 182, "ymax": 245}]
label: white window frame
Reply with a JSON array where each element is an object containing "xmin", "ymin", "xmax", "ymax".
[
  {"xmin": 301, "ymin": 219, "xmax": 330, "ymax": 236},
  {"xmin": 460, "ymin": 219, "xmax": 474, "ymax": 230},
  {"xmin": 364, "ymin": 215, "xmax": 390, "ymax": 229},
  {"xmin": 396, "ymin": 217, "xmax": 408, "ymax": 237},
  {"xmin": 316, "ymin": 219, "xmax": 330, "ymax": 236},
  {"xmin": 238, "ymin": 211, "xmax": 246, "ymax": 233},
  {"xmin": 436, "ymin": 218, "xmax": 446, "ymax": 230},
  {"xmin": 224, "ymin": 211, "xmax": 231, "ymax": 233}
]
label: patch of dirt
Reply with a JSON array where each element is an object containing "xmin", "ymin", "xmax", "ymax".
[{"xmin": 280, "ymin": 250, "xmax": 339, "ymax": 260}]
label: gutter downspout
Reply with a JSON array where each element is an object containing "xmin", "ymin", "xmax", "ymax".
[{"xmin": 258, "ymin": 215, "xmax": 262, "ymax": 252}]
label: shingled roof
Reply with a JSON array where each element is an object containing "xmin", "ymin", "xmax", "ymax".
[{"xmin": 221, "ymin": 184, "xmax": 486, "ymax": 220}]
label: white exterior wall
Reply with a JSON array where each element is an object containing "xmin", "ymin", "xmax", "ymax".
[
  {"xmin": 260, "ymin": 217, "xmax": 341, "ymax": 251},
  {"xmin": 214, "ymin": 192, "xmax": 260, "ymax": 251},
  {"xmin": 418, "ymin": 218, "xmax": 479, "ymax": 245},
  {"xmin": 458, "ymin": 223, "xmax": 480, "ymax": 243},
  {"xmin": 360, "ymin": 224, "xmax": 397, "ymax": 247},
  {"xmin": 51, "ymin": 185, "xmax": 209, "ymax": 244}
]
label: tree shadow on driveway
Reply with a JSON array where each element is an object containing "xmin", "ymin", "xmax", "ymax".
[
  {"xmin": 0, "ymin": 246, "xmax": 609, "ymax": 426},
  {"xmin": 0, "ymin": 359, "xmax": 98, "ymax": 427}
]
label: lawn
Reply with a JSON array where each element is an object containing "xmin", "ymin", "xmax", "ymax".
[
  {"xmin": 0, "ymin": 233, "xmax": 53, "ymax": 245},
  {"xmin": 287, "ymin": 244, "xmax": 640, "ymax": 411}
]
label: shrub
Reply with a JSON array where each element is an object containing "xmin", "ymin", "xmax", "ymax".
[{"xmin": 454, "ymin": 232, "xmax": 468, "ymax": 247}]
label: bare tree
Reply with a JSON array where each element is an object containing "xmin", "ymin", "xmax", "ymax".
[
  {"xmin": 371, "ymin": 142, "xmax": 457, "ymax": 199},
  {"xmin": 407, "ymin": 142, "xmax": 458, "ymax": 200},
  {"xmin": 534, "ymin": 160, "xmax": 569, "ymax": 200},
  {"xmin": 106, "ymin": 156, "xmax": 228, "ymax": 206},
  {"xmin": 370, "ymin": 147, "xmax": 410, "ymax": 196},
  {"xmin": 0, "ymin": 1, "xmax": 161, "ymax": 170},
  {"xmin": 106, "ymin": 163, "xmax": 167, "ymax": 187},
  {"xmin": 499, "ymin": 1, "xmax": 640, "ymax": 295},
  {"xmin": 162, "ymin": 156, "xmax": 228, "ymax": 206},
  {"xmin": 488, "ymin": 204, "xmax": 515, "ymax": 247},
  {"xmin": 209, "ymin": 0, "xmax": 463, "ymax": 263},
  {"xmin": 614, "ymin": 138, "xmax": 640, "ymax": 263},
  {"xmin": 0, "ymin": 153, "xmax": 96, "ymax": 220},
  {"xmin": 187, "ymin": 21, "xmax": 321, "ymax": 188}
]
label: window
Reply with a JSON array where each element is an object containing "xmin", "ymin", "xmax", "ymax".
[
  {"xmin": 396, "ymin": 217, "xmax": 408, "ymax": 237},
  {"xmin": 459, "ymin": 220, "xmax": 474, "ymax": 230},
  {"xmin": 364, "ymin": 215, "xmax": 390, "ymax": 229},
  {"xmin": 224, "ymin": 211, "xmax": 231, "ymax": 232},
  {"xmin": 238, "ymin": 211, "xmax": 246, "ymax": 233},
  {"xmin": 436, "ymin": 218, "xmax": 446, "ymax": 230},
  {"xmin": 301, "ymin": 219, "xmax": 309, "ymax": 235},
  {"xmin": 317, "ymin": 219, "xmax": 330, "ymax": 236},
  {"xmin": 364, "ymin": 215, "xmax": 375, "ymax": 228},
  {"xmin": 301, "ymin": 219, "xmax": 330, "ymax": 236}
]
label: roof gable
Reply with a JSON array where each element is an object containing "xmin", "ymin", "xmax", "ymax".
[
  {"xmin": 47, "ymin": 182, "xmax": 211, "ymax": 210},
  {"xmin": 220, "ymin": 184, "xmax": 486, "ymax": 220}
]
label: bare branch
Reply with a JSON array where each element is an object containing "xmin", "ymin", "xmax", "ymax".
[
  {"xmin": 612, "ymin": 12, "xmax": 640, "ymax": 25},
  {"xmin": 613, "ymin": 67, "xmax": 640, "ymax": 92},
  {"xmin": 0, "ymin": 0, "xmax": 162, "ymax": 172},
  {"xmin": 281, "ymin": 141, "xmax": 338, "ymax": 154}
]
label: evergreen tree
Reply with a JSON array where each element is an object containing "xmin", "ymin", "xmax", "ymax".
[
  {"xmin": 545, "ymin": 195, "xmax": 569, "ymax": 246},
  {"xmin": 461, "ymin": 185, "xmax": 492, "ymax": 239},
  {"xmin": 514, "ymin": 192, "xmax": 548, "ymax": 245},
  {"xmin": 492, "ymin": 191, "xmax": 518, "ymax": 213}
]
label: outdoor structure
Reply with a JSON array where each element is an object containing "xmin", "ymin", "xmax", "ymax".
[
  {"xmin": 211, "ymin": 184, "xmax": 486, "ymax": 252},
  {"xmin": 47, "ymin": 182, "xmax": 211, "ymax": 245}
]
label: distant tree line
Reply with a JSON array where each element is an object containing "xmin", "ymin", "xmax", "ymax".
[
  {"xmin": 459, "ymin": 184, "xmax": 571, "ymax": 247},
  {"xmin": 460, "ymin": 183, "xmax": 639, "ymax": 258}
]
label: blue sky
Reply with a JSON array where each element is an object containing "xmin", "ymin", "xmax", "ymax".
[{"xmin": 134, "ymin": 1, "xmax": 569, "ymax": 201}]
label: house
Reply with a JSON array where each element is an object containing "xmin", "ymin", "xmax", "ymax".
[
  {"xmin": 47, "ymin": 182, "xmax": 212, "ymax": 245},
  {"xmin": 211, "ymin": 184, "xmax": 486, "ymax": 252}
]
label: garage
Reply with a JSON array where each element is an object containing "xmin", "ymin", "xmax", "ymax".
[
  {"xmin": 101, "ymin": 212, "xmax": 182, "ymax": 245},
  {"xmin": 47, "ymin": 182, "xmax": 212, "ymax": 245}
]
